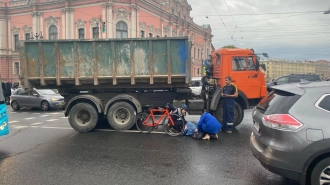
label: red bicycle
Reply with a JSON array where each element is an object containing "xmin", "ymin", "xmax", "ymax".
[{"xmin": 135, "ymin": 106, "xmax": 185, "ymax": 136}]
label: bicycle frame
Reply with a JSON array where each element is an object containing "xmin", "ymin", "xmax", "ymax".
[{"xmin": 142, "ymin": 108, "xmax": 175, "ymax": 127}]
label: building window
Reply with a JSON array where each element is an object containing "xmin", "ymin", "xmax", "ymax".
[
  {"xmin": 164, "ymin": 35, "xmax": 167, "ymax": 37},
  {"xmin": 194, "ymin": 48, "xmax": 196, "ymax": 58},
  {"xmin": 25, "ymin": 33, "xmax": 30, "ymax": 40},
  {"xmin": 198, "ymin": 49, "xmax": 200, "ymax": 59},
  {"xmin": 140, "ymin": 30, "xmax": 145, "ymax": 38},
  {"xmin": 13, "ymin": 62, "xmax": 19, "ymax": 75},
  {"xmin": 78, "ymin": 28, "xmax": 84, "ymax": 39},
  {"xmin": 49, "ymin": 25, "xmax": 58, "ymax": 40},
  {"xmin": 14, "ymin": 34, "xmax": 19, "ymax": 51},
  {"xmin": 149, "ymin": 33, "xmax": 153, "ymax": 37},
  {"xmin": 156, "ymin": 35, "xmax": 160, "ymax": 38},
  {"xmin": 93, "ymin": 27, "xmax": 99, "ymax": 39},
  {"xmin": 116, "ymin": 21, "xmax": 128, "ymax": 38}
]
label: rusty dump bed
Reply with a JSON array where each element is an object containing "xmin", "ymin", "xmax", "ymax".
[{"xmin": 19, "ymin": 38, "xmax": 191, "ymax": 89}]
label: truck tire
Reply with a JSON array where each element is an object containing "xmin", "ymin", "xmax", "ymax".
[
  {"xmin": 68, "ymin": 103, "xmax": 99, "ymax": 132},
  {"xmin": 107, "ymin": 102, "xmax": 136, "ymax": 130},
  {"xmin": 215, "ymin": 100, "xmax": 244, "ymax": 128},
  {"xmin": 310, "ymin": 157, "xmax": 330, "ymax": 185}
]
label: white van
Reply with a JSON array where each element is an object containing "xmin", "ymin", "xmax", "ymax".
[{"xmin": 189, "ymin": 77, "xmax": 202, "ymax": 96}]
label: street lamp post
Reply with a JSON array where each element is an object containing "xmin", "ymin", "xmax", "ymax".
[{"xmin": 30, "ymin": 32, "xmax": 44, "ymax": 40}]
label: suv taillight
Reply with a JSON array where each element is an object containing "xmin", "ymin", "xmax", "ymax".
[{"xmin": 262, "ymin": 114, "xmax": 303, "ymax": 131}]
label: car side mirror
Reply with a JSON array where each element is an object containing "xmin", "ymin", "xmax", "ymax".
[{"xmin": 273, "ymin": 81, "xmax": 277, "ymax": 85}]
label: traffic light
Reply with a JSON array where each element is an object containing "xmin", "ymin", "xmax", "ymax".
[{"xmin": 102, "ymin": 22, "xmax": 106, "ymax": 33}]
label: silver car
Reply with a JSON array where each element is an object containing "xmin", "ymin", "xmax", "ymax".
[
  {"xmin": 11, "ymin": 88, "xmax": 64, "ymax": 111},
  {"xmin": 250, "ymin": 81, "xmax": 330, "ymax": 185}
]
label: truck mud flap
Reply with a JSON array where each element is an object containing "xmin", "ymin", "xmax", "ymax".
[{"xmin": 210, "ymin": 86, "xmax": 222, "ymax": 111}]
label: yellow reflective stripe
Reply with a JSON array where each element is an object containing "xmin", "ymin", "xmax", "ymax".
[{"xmin": 232, "ymin": 84, "xmax": 238, "ymax": 92}]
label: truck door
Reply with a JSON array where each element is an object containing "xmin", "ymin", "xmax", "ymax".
[{"xmin": 229, "ymin": 56, "xmax": 261, "ymax": 99}]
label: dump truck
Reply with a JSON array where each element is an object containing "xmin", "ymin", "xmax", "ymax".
[{"xmin": 18, "ymin": 37, "xmax": 267, "ymax": 132}]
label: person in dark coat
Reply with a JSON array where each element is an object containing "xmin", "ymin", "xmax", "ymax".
[
  {"xmin": 221, "ymin": 76, "xmax": 238, "ymax": 134},
  {"xmin": 197, "ymin": 112, "xmax": 222, "ymax": 140}
]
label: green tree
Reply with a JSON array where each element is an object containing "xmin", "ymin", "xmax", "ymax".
[{"xmin": 222, "ymin": 45, "xmax": 237, "ymax": 48}]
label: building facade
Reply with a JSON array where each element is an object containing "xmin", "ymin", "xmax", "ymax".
[
  {"xmin": 261, "ymin": 60, "xmax": 316, "ymax": 82},
  {"xmin": 0, "ymin": 0, "xmax": 213, "ymax": 82}
]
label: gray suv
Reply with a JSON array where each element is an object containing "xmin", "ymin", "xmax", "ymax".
[{"xmin": 250, "ymin": 81, "xmax": 330, "ymax": 185}]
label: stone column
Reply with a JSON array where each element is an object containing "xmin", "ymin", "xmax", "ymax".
[
  {"xmin": 169, "ymin": 22, "xmax": 173, "ymax": 37},
  {"xmin": 107, "ymin": 2, "xmax": 113, "ymax": 38},
  {"xmin": 38, "ymin": 12, "xmax": 44, "ymax": 37},
  {"xmin": 31, "ymin": 12, "xmax": 38, "ymax": 35},
  {"xmin": 65, "ymin": 8, "xmax": 70, "ymax": 39},
  {"xmin": 0, "ymin": 16, "xmax": 6, "ymax": 55},
  {"xmin": 131, "ymin": 4, "xmax": 137, "ymax": 38},
  {"xmin": 70, "ymin": 8, "xmax": 74, "ymax": 39},
  {"xmin": 61, "ymin": 9, "xmax": 66, "ymax": 39},
  {"xmin": 101, "ymin": 4, "xmax": 106, "ymax": 38},
  {"xmin": 7, "ymin": 17, "xmax": 11, "ymax": 54}
]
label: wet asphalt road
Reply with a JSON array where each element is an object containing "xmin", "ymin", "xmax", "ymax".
[{"xmin": 0, "ymin": 106, "xmax": 300, "ymax": 185}]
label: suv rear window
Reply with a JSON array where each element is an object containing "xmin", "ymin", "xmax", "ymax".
[
  {"xmin": 257, "ymin": 90, "xmax": 301, "ymax": 115},
  {"xmin": 304, "ymin": 75, "xmax": 321, "ymax": 81},
  {"xmin": 317, "ymin": 95, "xmax": 330, "ymax": 112}
]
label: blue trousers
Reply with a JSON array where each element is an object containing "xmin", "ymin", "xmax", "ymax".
[{"xmin": 222, "ymin": 98, "xmax": 235, "ymax": 130}]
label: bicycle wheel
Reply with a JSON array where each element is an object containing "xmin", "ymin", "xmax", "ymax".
[
  {"xmin": 136, "ymin": 111, "xmax": 153, "ymax": 134},
  {"xmin": 162, "ymin": 114, "xmax": 185, "ymax": 137}
]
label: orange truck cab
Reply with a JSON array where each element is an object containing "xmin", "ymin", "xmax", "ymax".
[{"xmin": 205, "ymin": 48, "xmax": 268, "ymax": 127}]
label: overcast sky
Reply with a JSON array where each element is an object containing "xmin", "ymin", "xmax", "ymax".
[{"xmin": 187, "ymin": 0, "xmax": 330, "ymax": 61}]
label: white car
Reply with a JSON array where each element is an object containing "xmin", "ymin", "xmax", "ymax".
[{"xmin": 189, "ymin": 77, "xmax": 202, "ymax": 96}]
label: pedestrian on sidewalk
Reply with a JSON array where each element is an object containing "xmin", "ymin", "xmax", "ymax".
[{"xmin": 221, "ymin": 76, "xmax": 238, "ymax": 134}]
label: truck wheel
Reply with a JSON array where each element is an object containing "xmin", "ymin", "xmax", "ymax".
[
  {"xmin": 107, "ymin": 102, "xmax": 136, "ymax": 130},
  {"xmin": 310, "ymin": 157, "xmax": 330, "ymax": 185},
  {"xmin": 68, "ymin": 103, "xmax": 99, "ymax": 132},
  {"xmin": 215, "ymin": 100, "xmax": 244, "ymax": 128}
]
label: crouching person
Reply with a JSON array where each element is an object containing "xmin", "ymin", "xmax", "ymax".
[{"xmin": 197, "ymin": 112, "xmax": 222, "ymax": 140}]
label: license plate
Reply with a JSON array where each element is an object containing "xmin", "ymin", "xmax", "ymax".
[{"xmin": 253, "ymin": 121, "xmax": 260, "ymax": 132}]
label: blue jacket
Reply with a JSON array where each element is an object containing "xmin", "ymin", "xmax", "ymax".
[
  {"xmin": 183, "ymin": 122, "xmax": 197, "ymax": 136},
  {"xmin": 197, "ymin": 112, "xmax": 222, "ymax": 134}
]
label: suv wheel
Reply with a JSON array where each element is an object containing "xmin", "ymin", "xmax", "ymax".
[{"xmin": 311, "ymin": 157, "xmax": 330, "ymax": 185}]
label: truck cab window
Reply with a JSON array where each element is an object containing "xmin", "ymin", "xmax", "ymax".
[
  {"xmin": 232, "ymin": 57, "xmax": 247, "ymax": 71},
  {"xmin": 247, "ymin": 57, "xmax": 256, "ymax": 70},
  {"xmin": 216, "ymin": 55, "xmax": 220, "ymax": 66}
]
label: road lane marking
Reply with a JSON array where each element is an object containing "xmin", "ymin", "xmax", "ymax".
[
  {"xmin": 41, "ymin": 126, "xmax": 72, "ymax": 129},
  {"xmin": 9, "ymin": 121, "xmax": 19, "ymax": 123},
  {"xmin": 39, "ymin": 115, "xmax": 50, "ymax": 117},
  {"xmin": 33, "ymin": 113, "xmax": 41, "ymax": 114},
  {"xmin": 12, "ymin": 126, "xmax": 29, "ymax": 129},
  {"xmin": 60, "ymin": 117, "xmax": 67, "ymax": 119},
  {"xmin": 30, "ymin": 122, "xmax": 43, "ymax": 126},
  {"xmin": 25, "ymin": 117, "xmax": 37, "ymax": 120},
  {"xmin": 49, "ymin": 113, "xmax": 61, "ymax": 115},
  {"xmin": 46, "ymin": 119, "xmax": 59, "ymax": 122},
  {"xmin": 10, "ymin": 112, "xmax": 18, "ymax": 114}
]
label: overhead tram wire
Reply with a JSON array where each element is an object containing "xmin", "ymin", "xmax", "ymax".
[{"xmin": 209, "ymin": 0, "xmax": 231, "ymax": 37}]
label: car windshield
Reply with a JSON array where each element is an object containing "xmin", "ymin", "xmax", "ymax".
[
  {"xmin": 192, "ymin": 80, "xmax": 202, "ymax": 87},
  {"xmin": 37, "ymin": 89, "xmax": 56, "ymax": 95}
]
